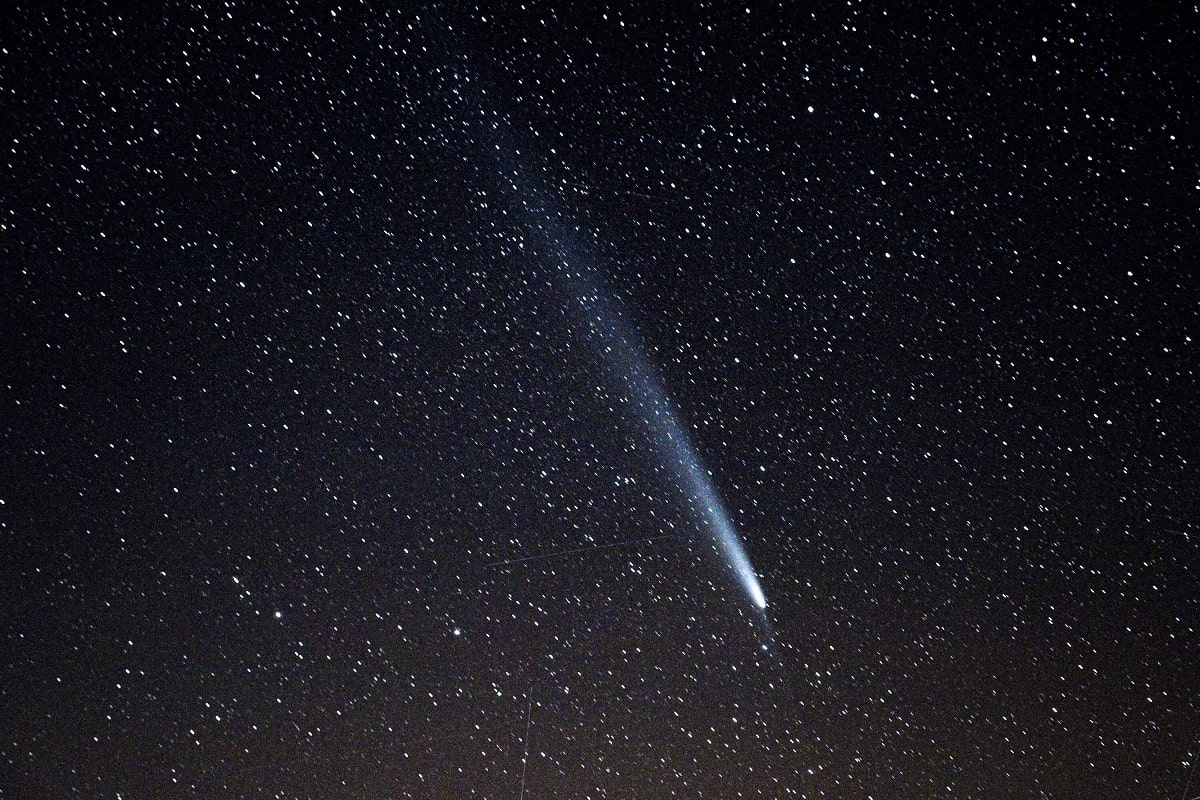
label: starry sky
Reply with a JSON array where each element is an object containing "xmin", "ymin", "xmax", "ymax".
[{"xmin": 3, "ymin": 3, "xmax": 1198, "ymax": 798}]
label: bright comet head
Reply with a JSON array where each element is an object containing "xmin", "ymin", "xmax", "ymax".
[{"xmin": 703, "ymin": 495, "xmax": 768, "ymax": 610}]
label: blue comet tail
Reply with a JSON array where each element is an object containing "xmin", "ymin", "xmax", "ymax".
[
  {"xmin": 662, "ymin": 406, "xmax": 768, "ymax": 610},
  {"xmin": 560, "ymin": 260, "xmax": 768, "ymax": 612}
]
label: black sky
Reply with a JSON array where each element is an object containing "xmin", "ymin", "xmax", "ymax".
[{"xmin": 3, "ymin": 3, "xmax": 1198, "ymax": 798}]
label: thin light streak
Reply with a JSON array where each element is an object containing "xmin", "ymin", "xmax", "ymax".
[{"xmin": 483, "ymin": 534, "xmax": 683, "ymax": 568}]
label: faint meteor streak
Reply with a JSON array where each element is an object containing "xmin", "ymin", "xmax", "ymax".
[{"xmin": 482, "ymin": 534, "xmax": 683, "ymax": 568}]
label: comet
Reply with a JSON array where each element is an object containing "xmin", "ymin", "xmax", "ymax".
[
  {"xmin": 554, "ymin": 255, "xmax": 769, "ymax": 612},
  {"xmin": 481, "ymin": 122, "xmax": 768, "ymax": 612}
]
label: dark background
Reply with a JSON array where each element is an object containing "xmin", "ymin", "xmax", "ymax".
[{"xmin": 3, "ymin": 3, "xmax": 1197, "ymax": 798}]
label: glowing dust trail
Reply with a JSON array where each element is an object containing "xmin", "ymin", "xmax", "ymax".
[
  {"xmin": 477, "ymin": 118, "xmax": 768, "ymax": 612},
  {"xmin": 554, "ymin": 256, "xmax": 769, "ymax": 611}
]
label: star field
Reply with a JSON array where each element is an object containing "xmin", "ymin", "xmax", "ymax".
[{"xmin": 3, "ymin": 3, "xmax": 1198, "ymax": 798}]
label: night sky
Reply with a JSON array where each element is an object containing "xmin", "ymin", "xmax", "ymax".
[{"xmin": 3, "ymin": 3, "xmax": 1199, "ymax": 798}]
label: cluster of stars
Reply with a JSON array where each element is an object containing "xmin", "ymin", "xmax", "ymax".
[{"xmin": 3, "ymin": 3, "xmax": 1197, "ymax": 799}]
